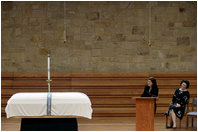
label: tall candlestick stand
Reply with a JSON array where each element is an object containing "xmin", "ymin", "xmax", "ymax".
[{"xmin": 46, "ymin": 53, "xmax": 52, "ymax": 92}]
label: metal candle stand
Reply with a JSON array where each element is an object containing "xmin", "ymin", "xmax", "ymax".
[{"xmin": 46, "ymin": 53, "xmax": 52, "ymax": 92}]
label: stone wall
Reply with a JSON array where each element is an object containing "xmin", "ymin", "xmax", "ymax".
[{"xmin": 1, "ymin": 1, "xmax": 197, "ymax": 73}]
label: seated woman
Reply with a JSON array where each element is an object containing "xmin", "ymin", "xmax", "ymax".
[
  {"xmin": 141, "ymin": 77, "xmax": 159, "ymax": 112},
  {"xmin": 165, "ymin": 80, "xmax": 190, "ymax": 129}
]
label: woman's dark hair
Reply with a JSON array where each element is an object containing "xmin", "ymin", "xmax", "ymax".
[
  {"xmin": 180, "ymin": 80, "xmax": 190, "ymax": 88},
  {"xmin": 148, "ymin": 77, "xmax": 158, "ymax": 89}
]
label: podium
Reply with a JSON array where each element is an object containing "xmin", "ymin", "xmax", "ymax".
[{"xmin": 134, "ymin": 97, "xmax": 158, "ymax": 131}]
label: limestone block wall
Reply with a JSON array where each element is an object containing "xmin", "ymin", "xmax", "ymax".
[{"xmin": 1, "ymin": 1, "xmax": 197, "ymax": 73}]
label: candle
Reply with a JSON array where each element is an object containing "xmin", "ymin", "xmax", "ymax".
[
  {"xmin": 48, "ymin": 54, "xmax": 50, "ymax": 80},
  {"xmin": 47, "ymin": 53, "xmax": 51, "ymax": 92}
]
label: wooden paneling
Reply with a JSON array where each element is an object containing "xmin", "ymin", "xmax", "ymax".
[{"xmin": 1, "ymin": 73, "xmax": 197, "ymax": 117}]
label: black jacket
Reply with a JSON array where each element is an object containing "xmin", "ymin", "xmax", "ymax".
[{"xmin": 141, "ymin": 85, "xmax": 158, "ymax": 97}]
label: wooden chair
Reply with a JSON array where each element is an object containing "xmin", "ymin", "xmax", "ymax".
[{"xmin": 186, "ymin": 98, "xmax": 197, "ymax": 127}]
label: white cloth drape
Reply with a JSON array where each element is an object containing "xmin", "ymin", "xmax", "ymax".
[{"xmin": 5, "ymin": 92, "xmax": 92, "ymax": 119}]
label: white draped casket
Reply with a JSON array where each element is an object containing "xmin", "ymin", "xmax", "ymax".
[{"xmin": 5, "ymin": 92, "xmax": 92, "ymax": 119}]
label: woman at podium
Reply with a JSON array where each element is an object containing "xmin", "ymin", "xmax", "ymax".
[
  {"xmin": 165, "ymin": 80, "xmax": 190, "ymax": 129},
  {"xmin": 141, "ymin": 77, "xmax": 159, "ymax": 112}
]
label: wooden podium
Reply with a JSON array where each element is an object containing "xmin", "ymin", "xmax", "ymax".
[{"xmin": 134, "ymin": 97, "xmax": 158, "ymax": 131}]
